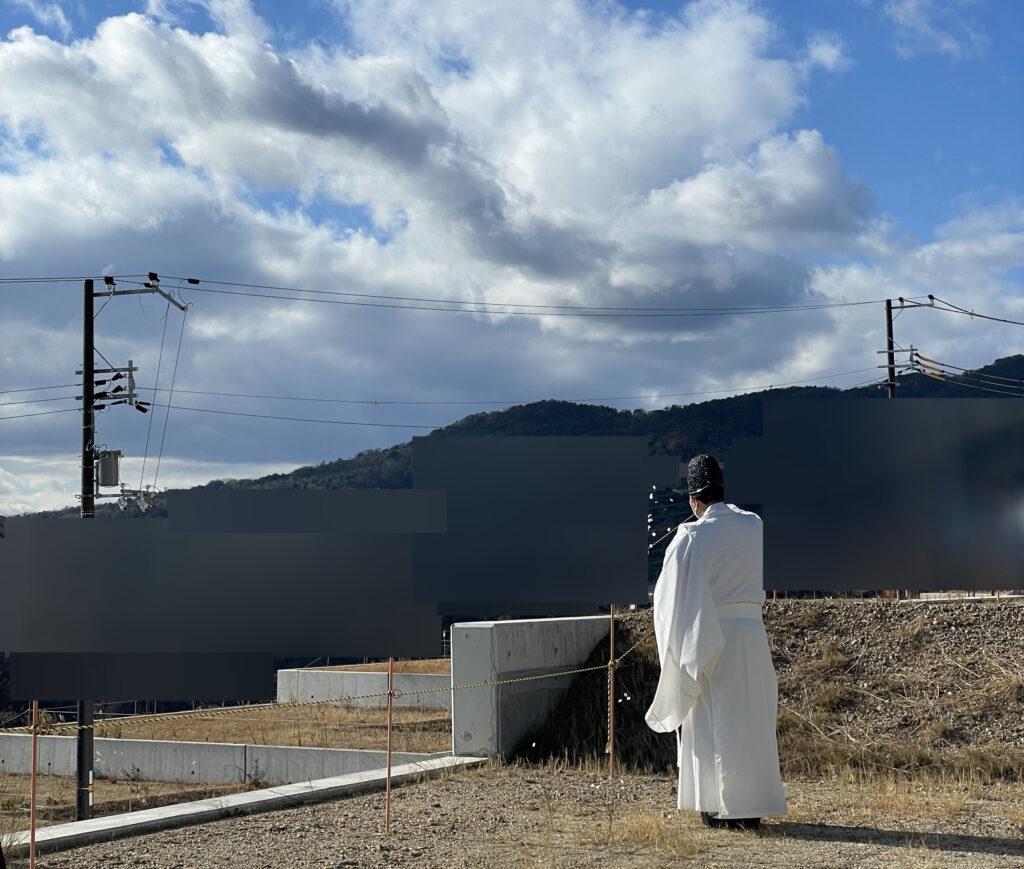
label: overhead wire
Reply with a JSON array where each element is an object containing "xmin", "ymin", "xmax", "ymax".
[
  {"xmin": 0, "ymin": 384, "xmax": 78, "ymax": 395},
  {"xmin": 0, "ymin": 394, "xmax": 78, "ymax": 407},
  {"xmin": 908, "ymin": 351, "xmax": 1024, "ymax": 396},
  {"xmin": 132, "ymin": 366, "xmax": 880, "ymax": 408},
  {"xmin": 157, "ymin": 273, "xmax": 890, "ymax": 311},
  {"xmin": 153, "ymin": 305, "xmax": 189, "ymax": 488},
  {"xmin": 928, "ymin": 296, "xmax": 1024, "ymax": 328},
  {"xmin": 0, "ymin": 276, "xmax": 108, "ymax": 282},
  {"xmin": 915, "ymin": 354, "xmax": 1024, "ymax": 385},
  {"xmin": 139, "ymin": 301, "xmax": 172, "ymax": 490},
  {"xmin": 155, "ymin": 403, "xmax": 438, "ymax": 428},
  {"xmin": 174, "ymin": 284, "xmax": 902, "ymax": 318},
  {"xmin": 0, "ymin": 407, "xmax": 80, "ymax": 421}
]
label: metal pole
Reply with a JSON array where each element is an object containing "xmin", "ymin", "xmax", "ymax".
[
  {"xmin": 30, "ymin": 701, "xmax": 38, "ymax": 869},
  {"xmin": 608, "ymin": 605, "xmax": 615, "ymax": 780},
  {"xmin": 385, "ymin": 657, "xmax": 394, "ymax": 834},
  {"xmin": 76, "ymin": 700, "xmax": 94, "ymax": 820},
  {"xmin": 884, "ymin": 299, "xmax": 898, "ymax": 601},
  {"xmin": 78, "ymin": 279, "xmax": 95, "ymax": 820},
  {"xmin": 82, "ymin": 279, "xmax": 95, "ymax": 518},
  {"xmin": 885, "ymin": 299, "xmax": 897, "ymax": 400}
]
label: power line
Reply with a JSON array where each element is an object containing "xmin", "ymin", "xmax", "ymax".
[
  {"xmin": 0, "ymin": 384, "xmax": 78, "ymax": 394},
  {"xmin": 157, "ymin": 405, "xmax": 438, "ymax": 429},
  {"xmin": 0, "ymin": 408, "xmax": 80, "ymax": 421},
  {"xmin": 160, "ymin": 274, "xmax": 902, "ymax": 314},
  {"xmin": 929, "ymin": 296, "xmax": 1024, "ymax": 327},
  {"xmin": 134, "ymin": 366, "xmax": 879, "ymax": 408},
  {"xmin": 153, "ymin": 307, "xmax": 189, "ymax": 488},
  {"xmin": 910, "ymin": 353, "xmax": 1023, "ymax": 397},
  {"xmin": 915, "ymin": 354, "xmax": 1024, "ymax": 385},
  {"xmin": 0, "ymin": 277, "xmax": 113, "ymax": 284},
  {"xmin": 139, "ymin": 301, "xmax": 173, "ymax": 491},
  {"xmin": 0, "ymin": 395, "xmax": 78, "ymax": 407},
  {"xmin": 177, "ymin": 284, "xmax": 902, "ymax": 318},
  {"xmin": 915, "ymin": 372, "xmax": 1021, "ymax": 397}
]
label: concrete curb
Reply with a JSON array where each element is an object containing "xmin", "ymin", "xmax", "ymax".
[{"xmin": 0, "ymin": 755, "xmax": 485, "ymax": 858}]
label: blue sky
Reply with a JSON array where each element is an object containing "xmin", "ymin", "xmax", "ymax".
[{"xmin": 1, "ymin": 0, "xmax": 1022, "ymax": 513}]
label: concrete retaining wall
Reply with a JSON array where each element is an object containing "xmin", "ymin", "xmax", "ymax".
[
  {"xmin": 451, "ymin": 615, "xmax": 609, "ymax": 758},
  {"xmin": 276, "ymin": 669, "xmax": 451, "ymax": 711},
  {"xmin": 0, "ymin": 734, "xmax": 434, "ymax": 785}
]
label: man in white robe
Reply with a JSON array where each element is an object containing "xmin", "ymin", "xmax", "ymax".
[{"xmin": 645, "ymin": 455, "xmax": 786, "ymax": 829}]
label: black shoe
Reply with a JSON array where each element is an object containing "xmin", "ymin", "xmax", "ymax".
[
  {"xmin": 700, "ymin": 812, "xmax": 760, "ymax": 831},
  {"xmin": 700, "ymin": 812, "xmax": 726, "ymax": 828}
]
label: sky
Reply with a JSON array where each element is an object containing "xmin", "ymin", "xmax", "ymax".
[{"xmin": 0, "ymin": 0, "xmax": 1022, "ymax": 514}]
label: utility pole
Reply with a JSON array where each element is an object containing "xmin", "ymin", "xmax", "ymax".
[
  {"xmin": 76, "ymin": 274, "xmax": 189, "ymax": 821},
  {"xmin": 885, "ymin": 298, "xmax": 897, "ymax": 400},
  {"xmin": 78, "ymin": 279, "xmax": 95, "ymax": 820}
]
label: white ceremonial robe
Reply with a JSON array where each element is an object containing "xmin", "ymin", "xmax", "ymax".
[{"xmin": 645, "ymin": 502, "xmax": 787, "ymax": 818}]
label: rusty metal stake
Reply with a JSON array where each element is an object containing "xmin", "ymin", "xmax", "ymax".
[
  {"xmin": 385, "ymin": 657, "xmax": 394, "ymax": 834},
  {"xmin": 608, "ymin": 605, "xmax": 615, "ymax": 780},
  {"xmin": 30, "ymin": 701, "xmax": 38, "ymax": 869}
]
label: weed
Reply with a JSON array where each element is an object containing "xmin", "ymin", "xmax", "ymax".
[
  {"xmin": 247, "ymin": 758, "xmax": 268, "ymax": 789},
  {"xmin": 610, "ymin": 811, "xmax": 700, "ymax": 859},
  {"xmin": 812, "ymin": 684, "xmax": 856, "ymax": 715},
  {"xmin": 799, "ymin": 607, "xmax": 823, "ymax": 629},
  {"xmin": 808, "ymin": 641, "xmax": 850, "ymax": 675}
]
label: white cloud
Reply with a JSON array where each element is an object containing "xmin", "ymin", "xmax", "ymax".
[
  {"xmin": 0, "ymin": 0, "xmax": 1018, "ymax": 511},
  {"xmin": 883, "ymin": 0, "xmax": 988, "ymax": 59},
  {"xmin": 803, "ymin": 33, "xmax": 850, "ymax": 73},
  {"xmin": 0, "ymin": 454, "xmax": 300, "ymax": 514},
  {"xmin": 638, "ymin": 130, "xmax": 874, "ymax": 255},
  {"xmin": 7, "ymin": 0, "xmax": 70, "ymax": 39}
]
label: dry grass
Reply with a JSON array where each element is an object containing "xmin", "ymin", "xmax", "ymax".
[
  {"xmin": 785, "ymin": 770, "xmax": 982, "ymax": 825},
  {"xmin": 1001, "ymin": 797, "xmax": 1024, "ymax": 833},
  {"xmin": 806, "ymin": 641, "xmax": 850, "ymax": 675},
  {"xmin": 96, "ymin": 703, "xmax": 451, "ymax": 753},
  {"xmin": 608, "ymin": 811, "xmax": 700, "ymax": 859}
]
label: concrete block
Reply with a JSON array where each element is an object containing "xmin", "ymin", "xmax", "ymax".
[
  {"xmin": 276, "ymin": 669, "xmax": 298, "ymax": 702},
  {"xmin": 451, "ymin": 616, "xmax": 609, "ymax": 757},
  {"xmin": 245, "ymin": 745, "xmax": 432, "ymax": 785},
  {"xmin": 0, "ymin": 756, "xmax": 485, "ymax": 859},
  {"xmin": 93, "ymin": 738, "xmax": 247, "ymax": 785},
  {"xmin": 0, "ymin": 733, "xmax": 434, "ymax": 786},
  {"xmin": 276, "ymin": 669, "xmax": 450, "ymax": 710}
]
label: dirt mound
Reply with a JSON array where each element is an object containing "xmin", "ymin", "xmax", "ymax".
[{"xmin": 517, "ymin": 601, "xmax": 1024, "ymax": 781}]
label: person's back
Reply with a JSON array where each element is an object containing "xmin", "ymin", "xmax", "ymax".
[
  {"xmin": 646, "ymin": 456, "xmax": 786, "ymax": 826},
  {"xmin": 685, "ymin": 502, "xmax": 765, "ymax": 607}
]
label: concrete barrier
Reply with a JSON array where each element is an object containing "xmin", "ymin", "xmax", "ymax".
[
  {"xmin": 0, "ymin": 734, "xmax": 435, "ymax": 785},
  {"xmin": 451, "ymin": 615, "xmax": 609, "ymax": 757},
  {"xmin": 276, "ymin": 669, "xmax": 451, "ymax": 710},
  {"xmin": 0, "ymin": 756, "xmax": 484, "ymax": 859}
]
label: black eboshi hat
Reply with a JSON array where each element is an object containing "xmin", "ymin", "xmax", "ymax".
[{"xmin": 687, "ymin": 454, "xmax": 724, "ymax": 496}]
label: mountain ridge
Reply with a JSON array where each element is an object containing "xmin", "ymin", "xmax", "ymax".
[{"xmin": 26, "ymin": 353, "xmax": 1024, "ymax": 519}]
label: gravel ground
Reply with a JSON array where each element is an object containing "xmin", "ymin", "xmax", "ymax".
[
  {"xmin": 7, "ymin": 599, "xmax": 1024, "ymax": 867},
  {"xmin": 6, "ymin": 762, "xmax": 1024, "ymax": 869}
]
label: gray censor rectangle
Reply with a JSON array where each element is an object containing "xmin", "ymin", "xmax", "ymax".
[
  {"xmin": 2, "ymin": 437, "xmax": 677, "ymax": 699},
  {"xmin": 727, "ymin": 398, "xmax": 1024, "ymax": 591}
]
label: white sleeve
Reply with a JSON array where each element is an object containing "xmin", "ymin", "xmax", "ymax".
[{"xmin": 644, "ymin": 527, "xmax": 725, "ymax": 733}]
